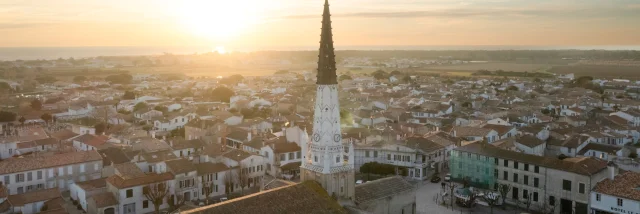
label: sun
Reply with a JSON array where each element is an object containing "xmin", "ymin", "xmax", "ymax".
[
  {"xmin": 176, "ymin": 0, "xmax": 262, "ymax": 40},
  {"xmin": 215, "ymin": 46, "xmax": 227, "ymax": 54}
]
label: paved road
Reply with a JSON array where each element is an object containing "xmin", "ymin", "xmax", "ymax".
[{"xmin": 416, "ymin": 181, "xmax": 521, "ymax": 214}]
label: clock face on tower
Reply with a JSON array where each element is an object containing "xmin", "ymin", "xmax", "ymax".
[
  {"xmin": 333, "ymin": 134, "xmax": 341, "ymax": 142},
  {"xmin": 313, "ymin": 133, "xmax": 321, "ymax": 142}
]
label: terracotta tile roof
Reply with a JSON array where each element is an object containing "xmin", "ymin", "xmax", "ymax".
[
  {"xmin": 49, "ymin": 129, "xmax": 78, "ymax": 141},
  {"xmin": 0, "ymin": 150, "xmax": 102, "ymax": 174},
  {"xmin": 165, "ymin": 158, "xmax": 197, "ymax": 174},
  {"xmin": 516, "ymin": 135, "xmax": 545, "ymax": 148},
  {"xmin": 406, "ymin": 137, "xmax": 445, "ymax": 153},
  {"xmin": 90, "ymin": 192, "xmax": 119, "ymax": 208},
  {"xmin": 8, "ymin": 188, "xmax": 61, "ymax": 206},
  {"xmin": 73, "ymin": 134, "xmax": 108, "ymax": 147},
  {"xmin": 140, "ymin": 150, "xmax": 178, "ymax": 163},
  {"xmin": 280, "ymin": 161, "xmax": 301, "ymax": 171},
  {"xmin": 355, "ymin": 176, "xmax": 415, "ymax": 204},
  {"xmin": 106, "ymin": 172, "xmax": 174, "ymax": 189},
  {"xmin": 75, "ymin": 178, "xmax": 107, "ymax": 191},
  {"xmin": 455, "ymin": 142, "xmax": 608, "ymax": 176},
  {"xmin": 195, "ymin": 162, "xmax": 229, "ymax": 175},
  {"xmin": 98, "ymin": 147, "xmax": 132, "ymax": 165},
  {"xmin": 594, "ymin": 172, "xmax": 640, "ymax": 201},
  {"xmin": 482, "ymin": 124, "xmax": 516, "ymax": 136},
  {"xmin": 222, "ymin": 149, "xmax": 252, "ymax": 162},
  {"xmin": 39, "ymin": 208, "xmax": 69, "ymax": 214},
  {"xmin": 183, "ymin": 181, "xmax": 346, "ymax": 214},
  {"xmin": 113, "ymin": 162, "xmax": 145, "ymax": 179},
  {"xmin": 17, "ymin": 141, "xmax": 36, "ymax": 149},
  {"xmin": 16, "ymin": 127, "xmax": 49, "ymax": 142},
  {"xmin": 270, "ymin": 141, "xmax": 301, "ymax": 154},
  {"xmin": 451, "ymin": 126, "xmax": 493, "ymax": 137},
  {"xmin": 35, "ymin": 137, "xmax": 59, "ymax": 146},
  {"xmin": 577, "ymin": 143, "xmax": 622, "ymax": 156}
]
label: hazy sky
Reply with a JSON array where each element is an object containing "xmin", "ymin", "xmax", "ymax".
[{"xmin": 1, "ymin": 0, "xmax": 639, "ymax": 48}]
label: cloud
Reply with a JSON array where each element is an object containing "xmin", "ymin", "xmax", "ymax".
[
  {"xmin": 0, "ymin": 23, "xmax": 53, "ymax": 29},
  {"xmin": 277, "ymin": 5, "xmax": 640, "ymax": 20}
]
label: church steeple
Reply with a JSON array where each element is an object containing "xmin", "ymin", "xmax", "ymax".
[{"xmin": 316, "ymin": 0, "xmax": 337, "ymax": 85}]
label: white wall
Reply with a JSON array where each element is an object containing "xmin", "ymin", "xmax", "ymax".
[{"xmin": 590, "ymin": 192, "xmax": 640, "ymax": 214}]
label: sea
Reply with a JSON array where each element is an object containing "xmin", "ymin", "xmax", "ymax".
[{"xmin": 1, "ymin": 45, "xmax": 639, "ymax": 61}]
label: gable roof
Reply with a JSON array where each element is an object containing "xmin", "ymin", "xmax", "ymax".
[
  {"xmin": 106, "ymin": 172, "xmax": 174, "ymax": 189},
  {"xmin": 455, "ymin": 142, "xmax": 608, "ymax": 176},
  {"xmin": 577, "ymin": 143, "xmax": 622, "ymax": 155},
  {"xmin": 593, "ymin": 172, "xmax": 640, "ymax": 201},
  {"xmin": 73, "ymin": 134, "xmax": 109, "ymax": 147},
  {"xmin": 195, "ymin": 162, "xmax": 229, "ymax": 175},
  {"xmin": 183, "ymin": 181, "xmax": 346, "ymax": 214},
  {"xmin": 482, "ymin": 124, "xmax": 515, "ymax": 136},
  {"xmin": 165, "ymin": 158, "xmax": 197, "ymax": 174},
  {"xmin": 8, "ymin": 188, "xmax": 61, "ymax": 206},
  {"xmin": 354, "ymin": 176, "xmax": 415, "ymax": 204},
  {"xmin": 0, "ymin": 150, "xmax": 102, "ymax": 175},
  {"xmin": 516, "ymin": 135, "xmax": 545, "ymax": 148}
]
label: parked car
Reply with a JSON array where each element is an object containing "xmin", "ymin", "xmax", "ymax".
[
  {"xmin": 356, "ymin": 180, "xmax": 364, "ymax": 184},
  {"xmin": 444, "ymin": 173, "xmax": 451, "ymax": 182},
  {"xmin": 430, "ymin": 176, "xmax": 441, "ymax": 183},
  {"xmin": 220, "ymin": 197, "xmax": 228, "ymax": 202}
]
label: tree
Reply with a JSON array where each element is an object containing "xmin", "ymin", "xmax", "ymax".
[
  {"xmin": 224, "ymin": 170, "xmax": 235, "ymax": 196},
  {"xmin": 236, "ymin": 163, "xmax": 250, "ymax": 195},
  {"xmin": 73, "ymin": 76, "xmax": 87, "ymax": 83},
  {"xmin": 482, "ymin": 191, "xmax": 501, "ymax": 214},
  {"xmin": 143, "ymin": 182, "xmax": 169, "ymax": 214},
  {"xmin": 40, "ymin": 113, "xmax": 52, "ymax": 124},
  {"xmin": 390, "ymin": 70, "xmax": 402, "ymax": 76},
  {"xmin": 94, "ymin": 123, "xmax": 106, "ymax": 135},
  {"xmin": 201, "ymin": 178, "xmax": 216, "ymax": 205},
  {"xmin": 154, "ymin": 105, "xmax": 168, "ymax": 113},
  {"xmin": 0, "ymin": 111, "xmax": 17, "ymax": 122},
  {"xmin": 122, "ymin": 91, "xmax": 136, "ymax": 100},
  {"xmin": 339, "ymin": 109, "xmax": 353, "ymax": 126},
  {"xmin": 31, "ymin": 99, "xmax": 42, "ymax": 110},
  {"xmin": 497, "ymin": 183, "xmax": 512, "ymax": 210},
  {"xmin": 18, "ymin": 116, "xmax": 26, "ymax": 125},
  {"xmin": 533, "ymin": 78, "xmax": 542, "ymax": 83},
  {"xmin": 629, "ymin": 153, "xmax": 638, "ymax": 158},
  {"xmin": 105, "ymin": 73, "xmax": 133, "ymax": 84},
  {"xmin": 210, "ymin": 86, "xmax": 235, "ymax": 103},
  {"xmin": 339, "ymin": 74, "xmax": 352, "ymax": 81},
  {"xmin": 522, "ymin": 192, "xmax": 533, "ymax": 212},
  {"xmin": 540, "ymin": 196, "xmax": 557, "ymax": 214},
  {"xmin": 507, "ymin": 85, "xmax": 519, "ymax": 91},
  {"xmin": 372, "ymin": 70, "xmax": 387, "ymax": 80},
  {"xmin": 402, "ymin": 75, "xmax": 412, "ymax": 83},
  {"xmin": 168, "ymin": 193, "xmax": 186, "ymax": 212},
  {"xmin": 134, "ymin": 102, "xmax": 148, "ymax": 112},
  {"xmin": 220, "ymin": 74, "xmax": 244, "ymax": 85}
]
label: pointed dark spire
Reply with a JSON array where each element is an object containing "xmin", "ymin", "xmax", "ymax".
[{"xmin": 316, "ymin": 0, "xmax": 337, "ymax": 85}]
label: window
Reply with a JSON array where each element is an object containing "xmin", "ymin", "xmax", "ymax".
[
  {"xmin": 512, "ymin": 188, "xmax": 519, "ymax": 199},
  {"xmin": 17, "ymin": 187, "xmax": 23, "ymax": 194},
  {"xmin": 617, "ymin": 198, "xmax": 623, "ymax": 206},
  {"xmin": 68, "ymin": 165, "xmax": 73, "ymax": 175},
  {"xmin": 289, "ymin": 153, "xmax": 294, "ymax": 160},
  {"xmin": 596, "ymin": 194, "xmax": 601, "ymax": 201},
  {"xmin": 503, "ymin": 160, "xmax": 508, "ymax": 167},
  {"xmin": 503, "ymin": 171, "xmax": 508, "ymax": 180},
  {"xmin": 524, "ymin": 175, "xmax": 529, "ymax": 185},
  {"xmin": 514, "ymin": 161, "xmax": 519, "ymax": 169},
  {"xmin": 579, "ymin": 183, "xmax": 585, "ymax": 194},
  {"xmin": 365, "ymin": 151, "xmax": 370, "ymax": 157},
  {"xmin": 374, "ymin": 151, "xmax": 378, "ymax": 157},
  {"xmin": 126, "ymin": 189, "xmax": 133, "ymax": 198},
  {"xmin": 3, "ymin": 176, "xmax": 8, "ymax": 185},
  {"xmin": 27, "ymin": 172, "xmax": 32, "ymax": 181},
  {"xmin": 534, "ymin": 178, "xmax": 539, "ymax": 188},
  {"xmin": 314, "ymin": 156, "xmax": 318, "ymax": 162},
  {"xmin": 335, "ymin": 156, "xmax": 340, "ymax": 163},
  {"xmin": 387, "ymin": 154, "xmax": 391, "ymax": 160},
  {"xmin": 37, "ymin": 183, "xmax": 44, "ymax": 189},
  {"xmin": 524, "ymin": 164, "xmax": 529, "ymax": 171},
  {"xmin": 513, "ymin": 173, "xmax": 518, "ymax": 183},
  {"xmin": 562, "ymin": 180, "xmax": 572, "ymax": 191},
  {"xmin": 296, "ymin": 152, "xmax": 301, "ymax": 159},
  {"xmin": 549, "ymin": 196, "xmax": 556, "ymax": 206},
  {"xmin": 494, "ymin": 169, "xmax": 498, "ymax": 177},
  {"xmin": 280, "ymin": 154, "xmax": 286, "ymax": 161},
  {"xmin": 534, "ymin": 166, "xmax": 539, "ymax": 173},
  {"xmin": 533, "ymin": 192, "xmax": 538, "ymax": 202},
  {"xmin": 27, "ymin": 185, "xmax": 33, "ymax": 191},
  {"xmin": 523, "ymin": 189, "xmax": 529, "ymax": 199},
  {"xmin": 494, "ymin": 158, "xmax": 499, "ymax": 165},
  {"xmin": 94, "ymin": 163, "xmax": 99, "ymax": 171},
  {"xmin": 16, "ymin": 174, "xmax": 24, "ymax": 182},
  {"xmin": 80, "ymin": 164, "xmax": 85, "ymax": 173},
  {"xmin": 143, "ymin": 200, "xmax": 149, "ymax": 209}
]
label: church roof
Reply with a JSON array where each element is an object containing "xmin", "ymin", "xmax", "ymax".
[{"xmin": 316, "ymin": 0, "xmax": 337, "ymax": 85}]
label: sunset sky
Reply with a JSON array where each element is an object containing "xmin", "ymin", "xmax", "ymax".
[{"xmin": 1, "ymin": 0, "xmax": 639, "ymax": 48}]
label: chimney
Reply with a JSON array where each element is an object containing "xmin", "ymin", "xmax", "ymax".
[
  {"xmin": 169, "ymin": 140, "xmax": 173, "ymax": 147},
  {"xmin": 608, "ymin": 162, "xmax": 618, "ymax": 180},
  {"xmin": 247, "ymin": 132, "xmax": 252, "ymax": 141}
]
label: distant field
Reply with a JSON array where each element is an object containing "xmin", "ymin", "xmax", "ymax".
[
  {"xmin": 423, "ymin": 62, "xmax": 551, "ymax": 72},
  {"xmin": 549, "ymin": 65, "xmax": 640, "ymax": 79}
]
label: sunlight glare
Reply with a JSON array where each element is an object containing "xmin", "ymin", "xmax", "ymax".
[
  {"xmin": 215, "ymin": 46, "xmax": 227, "ymax": 54},
  {"xmin": 177, "ymin": 0, "xmax": 263, "ymax": 40}
]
